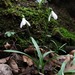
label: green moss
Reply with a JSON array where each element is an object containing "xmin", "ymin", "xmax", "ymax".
[
  {"xmin": 60, "ymin": 27, "xmax": 75, "ymax": 40},
  {"xmin": 53, "ymin": 27, "xmax": 75, "ymax": 40},
  {"xmin": 0, "ymin": 4, "xmax": 63, "ymax": 47},
  {"xmin": 0, "ymin": 5, "xmax": 55, "ymax": 32}
]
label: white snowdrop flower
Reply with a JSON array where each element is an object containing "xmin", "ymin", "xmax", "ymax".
[
  {"xmin": 36, "ymin": 0, "xmax": 42, "ymax": 3},
  {"xmin": 51, "ymin": 11, "xmax": 58, "ymax": 20},
  {"xmin": 48, "ymin": 10, "xmax": 58, "ymax": 21},
  {"xmin": 20, "ymin": 17, "xmax": 31, "ymax": 28}
]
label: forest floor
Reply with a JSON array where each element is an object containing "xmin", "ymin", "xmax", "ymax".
[{"xmin": 0, "ymin": 1, "xmax": 75, "ymax": 75}]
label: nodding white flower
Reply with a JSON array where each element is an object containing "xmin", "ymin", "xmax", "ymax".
[
  {"xmin": 36, "ymin": 0, "xmax": 42, "ymax": 3},
  {"xmin": 20, "ymin": 17, "xmax": 31, "ymax": 28},
  {"xmin": 48, "ymin": 10, "xmax": 58, "ymax": 21}
]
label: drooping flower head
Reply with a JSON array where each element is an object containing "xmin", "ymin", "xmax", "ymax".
[
  {"xmin": 20, "ymin": 15, "xmax": 31, "ymax": 28},
  {"xmin": 48, "ymin": 10, "xmax": 58, "ymax": 21},
  {"xmin": 36, "ymin": 0, "xmax": 42, "ymax": 4}
]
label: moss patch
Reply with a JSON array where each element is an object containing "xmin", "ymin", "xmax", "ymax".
[{"xmin": 52, "ymin": 27, "xmax": 75, "ymax": 41}]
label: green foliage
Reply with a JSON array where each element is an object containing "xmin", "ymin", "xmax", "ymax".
[
  {"xmin": 30, "ymin": 37, "xmax": 53, "ymax": 71},
  {"xmin": 0, "ymin": 6, "xmax": 53, "ymax": 32},
  {"xmin": 64, "ymin": 54, "xmax": 75, "ymax": 75},
  {"xmin": 1, "ymin": 1, "xmax": 75, "ymax": 74},
  {"xmin": 53, "ymin": 27, "xmax": 75, "ymax": 40},
  {"xmin": 4, "ymin": 49, "xmax": 31, "ymax": 58},
  {"xmin": 36, "ymin": 0, "xmax": 47, "ymax": 7},
  {"xmin": 5, "ymin": 31, "xmax": 15, "ymax": 37},
  {"xmin": 51, "ymin": 40, "xmax": 66, "ymax": 53},
  {"xmin": 16, "ymin": 36, "xmax": 30, "ymax": 48},
  {"xmin": 57, "ymin": 61, "xmax": 67, "ymax": 75},
  {"xmin": 60, "ymin": 28, "xmax": 75, "ymax": 40},
  {"xmin": 1, "ymin": 0, "xmax": 12, "ymax": 8},
  {"xmin": 58, "ymin": 54, "xmax": 75, "ymax": 75},
  {"xmin": 4, "ymin": 36, "xmax": 53, "ymax": 73}
]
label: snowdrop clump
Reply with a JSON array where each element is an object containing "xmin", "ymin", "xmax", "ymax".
[
  {"xmin": 20, "ymin": 16, "xmax": 31, "ymax": 28},
  {"xmin": 48, "ymin": 10, "xmax": 58, "ymax": 21}
]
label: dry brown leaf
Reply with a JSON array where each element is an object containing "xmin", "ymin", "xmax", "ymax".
[
  {"xmin": 64, "ymin": 62, "xmax": 75, "ymax": 73},
  {"xmin": 0, "ymin": 64, "xmax": 13, "ymax": 75},
  {"xmin": 0, "ymin": 57, "xmax": 9, "ymax": 64},
  {"xmin": 65, "ymin": 65, "xmax": 75, "ymax": 72},
  {"xmin": 69, "ymin": 50, "xmax": 75, "ymax": 55},
  {"xmin": 64, "ymin": 55, "xmax": 73, "ymax": 63},
  {"xmin": 19, "ymin": 66, "xmax": 38, "ymax": 75},
  {"xmin": 24, "ymin": 45, "xmax": 35, "ymax": 54},
  {"xmin": 62, "ymin": 55, "xmax": 74, "ymax": 72},
  {"xmin": 9, "ymin": 59, "xmax": 19, "ymax": 73},
  {"xmin": 4, "ymin": 42, "xmax": 11, "ymax": 49},
  {"xmin": 11, "ymin": 53, "xmax": 22, "ymax": 61},
  {"xmin": 22, "ymin": 55, "xmax": 33, "ymax": 66},
  {"xmin": 24, "ymin": 45, "xmax": 45, "ymax": 54}
]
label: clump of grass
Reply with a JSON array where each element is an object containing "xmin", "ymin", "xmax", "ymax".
[
  {"xmin": 4, "ymin": 36, "xmax": 53, "ymax": 73},
  {"xmin": 51, "ymin": 40, "xmax": 67, "ymax": 53}
]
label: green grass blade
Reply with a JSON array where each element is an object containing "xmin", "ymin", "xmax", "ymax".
[
  {"xmin": 59, "ymin": 43, "xmax": 67, "ymax": 50},
  {"xmin": 30, "ymin": 37, "xmax": 43, "ymax": 68},
  {"xmin": 51, "ymin": 40, "xmax": 58, "ymax": 49},
  {"xmin": 43, "ymin": 51, "xmax": 53, "ymax": 58},
  {"xmin": 57, "ymin": 61, "xmax": 67, "ymax": 75},
  {"xmin": 4, "ymin": 50, "xmax": 32, "ymax": 59},
  {"xmin": 30, "ymin": 37, "xmax": 42, "ymax": 58},
  {"xmin": 59, "ymin": 49, "xmax": 66, "ymax": 53},
  {"xmin": 4, "ymin": 49, "xmax": 39, "ymax": 67}
]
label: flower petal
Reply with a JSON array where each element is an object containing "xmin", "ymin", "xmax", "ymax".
[
  {"xmin": 51, "ymin": 11, "xmax": 58, "ymax": 20},
  {"xmin": 48, "ymin": 12, "xmax": 52, "ymax": 21},
  {"xmin": 26, "ymin": 20, "xmax": 31, "ymax": 26},
  {"xmin": 20, "ymin": 18, "xmax": 26, "ymax": 28}
]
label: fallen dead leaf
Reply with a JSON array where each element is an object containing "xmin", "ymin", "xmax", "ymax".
[
  {"xmin": 69, "ymin": 50, "xmax": 75, "ymax": 55},
  {"xmin": 19, "ymin": 66, "xmax": 38, "ymax": 75},
  {"xmin": 4, "ymin": 42, "xmax": 11, "ymax": 49},
  {"xmin": 10, "ymin": 41, "xmax": 17, "ymax": 50},
  {"xmin": 24, "ymin": 45, "xmax": 35, "ymax": 54},
  {"xmin": 24, "ymin": 45, "xmax": 46, "ymax": 54},
  {"xmin": 8, "ymin": 59, "xmax": 19, "ymax": 73},
  {"xmin": 10, "ymin": 53, "xmax": 22, "ymax": 61},
  {"xmin": 64, "ymin": 55, "xmax": 73, "ymax": 72},
  {"xmin": 0, "ymin": 57, "xmax": 9, "ymax": 64},
  {"xmin": 59, "ymin": 55, "xmax": 74, "ymax": 73},
  {"xmin": 64, "ymin": 55, "xmax": 73, "ymax": 62},
  {"xmin": 22, "ymin": 55, "xmax": 33, "ymax": 66},
  {"xmin": 0, "ymin": 64, "xmax": 13, "ymax": 75}
]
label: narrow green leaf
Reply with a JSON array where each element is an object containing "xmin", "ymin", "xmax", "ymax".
[
  {"xmin": 30, "ymin": 37, "xmax": 43, "ymax": 69},
  {"xmin": 4, "ymin": 50, "xmax": 32, "ymax": 59},
  {"xmin": 59, "ymin": 43, "xmax": 67, "ymax": 50},
  {"xmin": 57, "ymin": 61, "xmax": 67, "ymax": 75},
  {"xmin": 59, "ymin": 49, "xmax": 66, "ymax": 53},
  {"xmin": 43, "ymin": 51, "xmax": 53, "ymax": 58},
  {"xmin": 4, "ymin": 49, "xmax": 43, "ymax": 69},
  {"xmin": 30, "ymin": 37, "xmax": 42, "ymax": 58},
  {"xmin": 51, "ymin": 40, "xmax": 58, "ymax": 49}
]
